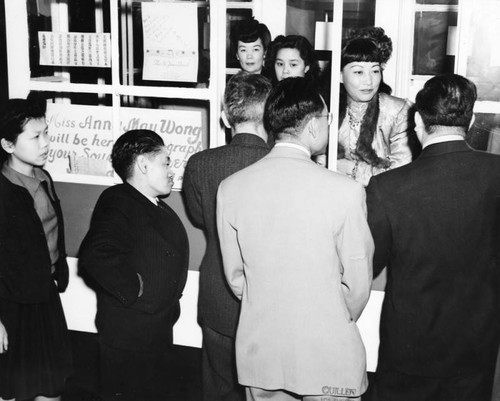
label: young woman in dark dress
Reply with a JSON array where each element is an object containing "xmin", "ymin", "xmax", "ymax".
[{"xmin": 0, "ymin": 93, "xmax": 72, "ymax": 401}]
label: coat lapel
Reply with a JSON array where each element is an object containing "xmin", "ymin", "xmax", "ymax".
[{"xmin": 122, "ymin": 183, "xmax": 172, "ymax": 243}]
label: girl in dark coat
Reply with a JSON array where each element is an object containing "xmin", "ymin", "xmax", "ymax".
[{"xmin": 0, "ymin": 93, "xmax": 72, "ymax": 401}]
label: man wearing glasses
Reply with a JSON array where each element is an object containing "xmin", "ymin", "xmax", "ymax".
[{"xmin": 217, "ymin": 77, "xmax": 373, "ymax": 401}]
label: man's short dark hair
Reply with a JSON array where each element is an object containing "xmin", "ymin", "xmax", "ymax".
[
  {"xmin": 111, "ymin": 129, "xmax": 165, "ymax": 182},
  {"xmin": 415, "ymin": 73, "xmax": 477, "ymax": 133},
  {"xmin": 223, "ymin": 72, "xmax": 272, "ymax": 128},
  {"xmin": 264, "ymin": 77, "xmax": 324, "ymax": 140}
]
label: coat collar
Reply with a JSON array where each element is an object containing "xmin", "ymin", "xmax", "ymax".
[
  {"xmin": 268, "ymin": 142, "xmax": 314, "ymax": 161},
  {"xmin": 229, "ymin": 133, "xmax": 269, "ymax": 148},
  {"xmin": 418, "ymin": 140, "xmax": 472, "ymax": 159},
  {"xmin": 122, "ymin": 181, "xmax": 158, "ymax": 207}
]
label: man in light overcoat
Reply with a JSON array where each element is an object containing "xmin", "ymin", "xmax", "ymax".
[{"xmin": 217, "ymin": 77, "xmax": 374, "ymax": 401}]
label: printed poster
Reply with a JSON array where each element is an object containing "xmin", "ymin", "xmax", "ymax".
[
  {"xmin": 38, "ymin": 32, "xmax": 111, "ymax": 68},
  {"xmin": 141, "ymin": 2, "xmax": 199, "ymax": 82},
  {"xmin": 45, "ymin": 103, "xmax": 203, "ymax": 190}
]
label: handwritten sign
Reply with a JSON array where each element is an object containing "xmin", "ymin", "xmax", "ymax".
[
  {"xmin": 45, "ymin": 103, "xmax": 204, "ymax": 190},
  {"xmin": 141, "ymin": 2, "xmax": 199, "ymax": 82},
  {"xmin": 38, "ymin": 32, "xmax": 111, "ymax": 68}
]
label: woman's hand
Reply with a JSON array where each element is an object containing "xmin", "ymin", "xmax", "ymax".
[
  {"xmin": 336, "ymin": 158, "xmax": 356, "ymax": 176},
  {"xmin": 0, "ymin": 320, "xmax": 8, "ymax": 353}
]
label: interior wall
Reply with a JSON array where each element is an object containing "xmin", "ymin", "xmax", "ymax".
[{"xmin": 55, "ymin": 182, "xmax": 206, "ymax": 272}]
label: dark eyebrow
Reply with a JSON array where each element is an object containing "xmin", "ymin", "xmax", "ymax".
[{"xmin": 35, "ymin": 126, "xmax": 49, "ymax": 134}]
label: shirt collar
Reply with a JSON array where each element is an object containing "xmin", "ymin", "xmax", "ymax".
[
  {"xmin": 1, "ymin": 162, "xmax": 45, "ymax": 198},
  {"xmin": 423, "ymin": 134, "xmax": 465, "ymax": 149},
  {"xmin": 274, "ymin": 142, "xmax": 311, "ymax": 157}
]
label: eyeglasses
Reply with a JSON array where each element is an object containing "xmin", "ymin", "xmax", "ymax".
[{"xmin": 315, "ymin": 112, "xmax": 333, "ymax": 126}]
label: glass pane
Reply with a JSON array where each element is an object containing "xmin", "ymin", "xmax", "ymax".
[
  {"xmin": 413, "ymin": 11, "xmax": 457, "ymax": 75},
  {"xmin": 467, "ymin": 113, "xmax": 500, "ymax": 155},
  {"xmin": 465, "ymin": 1, "xmax": 500, "ymax": 101},
  {"xmin": 122, "ymin": 1, "xmax": 210, "ymax": 88},
  {"xmin": 283, "ymin": 0, "xmax": 375, "ymax": 74},
  {"xmin": 27, "ymin": 0, "xmax": 112, "ymax": 84},
  {"xmin": 285, "ymin": 0, "xmax": 375, "ymax": 47}
]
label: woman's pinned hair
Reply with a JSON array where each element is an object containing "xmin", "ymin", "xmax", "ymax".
[
  {"xmin": 231, "ymin": 17, "xmax": 271, "ymax": 50},
  {"xmin": 343, "ymin": 26, "xmax": 393, "ymax": 65}
]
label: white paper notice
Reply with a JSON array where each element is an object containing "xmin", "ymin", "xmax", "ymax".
[
  {"xmin": 141, "ymin": 2, "xmax": 199, "ymax": 82},
  {"xmin": 38, "ymin": 32, "xmax": 111, "ymax": 68}
]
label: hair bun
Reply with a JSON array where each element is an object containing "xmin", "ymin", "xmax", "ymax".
[{"xmin": 346, "ymin": 26, "xmax": 393, "ymax": 64}]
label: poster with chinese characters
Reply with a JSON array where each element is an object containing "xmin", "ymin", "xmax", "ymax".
[
  {"xmin": 141, "ymin": 2, "xmax": 199, "ymax": 82},
  {"xmin": 38, "ymin": 32, "xmax": 111, "ymax": 68},
  {"xmin": 45, "ymin": 103, "xmax": 204, "ymax": 189}
]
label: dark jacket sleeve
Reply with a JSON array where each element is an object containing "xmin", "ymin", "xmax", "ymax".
[
  {"xmin": 78, "ymin": 197, "xmax": 141, "ymax": 307},
  {"xmin": 182, "ymin": 159, "xmax": 204, "ymax": 228},
  {"xmin": 366, "ymin": 176, "xmax": 392, "ymax": 277}
]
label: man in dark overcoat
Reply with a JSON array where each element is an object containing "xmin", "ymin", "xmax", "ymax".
[
  {"xmin": 182, "ymin": 72, "xmax": 272, "ymax": 401},
  {"xmin": 368, "ymin": 74, "xmax": 500, "ymax": 401}
]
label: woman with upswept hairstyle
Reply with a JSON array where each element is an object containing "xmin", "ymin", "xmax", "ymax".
[{"xmin": 334, "ymin": 27, "xmax": 413, "ymax": 186}]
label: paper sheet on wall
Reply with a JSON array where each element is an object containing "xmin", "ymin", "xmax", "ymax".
[
  {"xmin": 141, "ymin": 2, "xmax": 199, "ymax": 82},
  {"xmin": 38, "ymin": 32, "xmax": 111, "ymax": 68}
]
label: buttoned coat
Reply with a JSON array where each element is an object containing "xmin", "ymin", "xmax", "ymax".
[
  {"xmin": 367, "ymin": 140, "xmax": 500, "ymax": 377},
  {"xmin": 78, "ymin": 183, "xmax": 189, "ymax": 352},
  {"xmin": 182, "ymin": 133, "xmax": 269, "ymax": 337},
  {"xmin": 0, "ymin": 170, "xmax": 68, "ymax": 303},
  {"xmin": 217, "ymin": 145, "xmax": 374, "ymax": 396}
]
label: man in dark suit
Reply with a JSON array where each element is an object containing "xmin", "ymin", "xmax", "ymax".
[
  {"xmin": 182, "ymin": 72, "xmax": 272, "ymax": 401},
  {"xmin": 367, "ymin": 73, "xmax": 500, "ymax": 401},
  {"xmin": 79, "ymin": 129, "xmax": 189, "ymax": 401}
]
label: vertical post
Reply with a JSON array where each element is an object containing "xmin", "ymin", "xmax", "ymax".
[
  {"xmin": 110, "ymin": 0, "xmax": 122, "ymax": 183},
  {"xmin": 210, "ymin": 0, "xmax": 226, "ymax": 148},
  {"xmin": 119, "ymin": 0, "xmax": 129, "ymax": 102},
  {"xmin": 51, "ymin": 0, "xmax": 70, "ymax": 103},
  {"xmin": 5, "ymin": 0, "xmax": 30, "ymax": 98},
  {"xmin": 126, "ymin": 0, "xmax": 135, "ymax": 88},
  {"xmin": 95, "ymin": 0, "xmax": 106, "ymax": 103},
  {"xmin": 327, "ymin": 0, "xmax": 343, "ymax": 171},
  {"xmin": 455, "ymin": 0, "xmax": 472, "ymax": 77}
]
